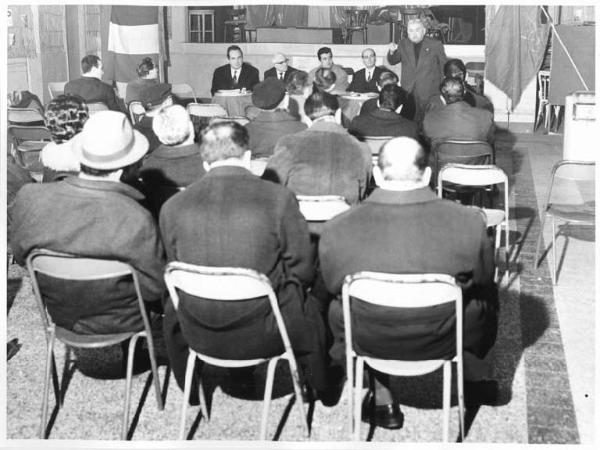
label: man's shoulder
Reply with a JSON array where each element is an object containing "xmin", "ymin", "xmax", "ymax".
[
  {"xmin": 243, "ymin": 62, "xmax": 259, "ymax": 73},
  {"xmin": 214, "ymin": 64, "xmax": 230, "ymax": 74}
]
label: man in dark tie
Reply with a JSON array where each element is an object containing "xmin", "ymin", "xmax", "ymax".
[
  {"xmin": 210, "ymin": 45, "xmax": 260, "ymax": 96},
  {"xmin": 347, "ymin": 48, "xmax": 389, "ymax": 94},
  {"xmin": 264, "ymin": 53, "xmax": 298, "ymax": 83}
]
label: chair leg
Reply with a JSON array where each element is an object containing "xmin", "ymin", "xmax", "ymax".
[
  {"xmin": 122, "ymin": 334, "xmax": 140, "ymax": 440},
  {"xmin": 551, "ymin": 216, "xmax": 557, "ymax": 285},
  {"xmin": 260, "ymin": 358, "xmax": 279, "ymax": 440},
  {"xmin": 494, "ymin": 224, "xmax": 501, "ymax": 283},
  {"xmin": 179, "ymin": 351, "xmax": 196, "ymax": 440},
  {"xmin": 144, "ymin": 333, "xmax": 164, "ymax": 410},
  {"xmin": 456, "ymin": 359, "xmax": 465, "ymax": 440},
  {"xmin": 346, "ymin": 355, "xmax": 354, "ymax": 436},
  {"xmin": 287, "ymin": 356, "xmax": 309, "ymax": 437},
  {"xmin": 442, "ymin": 361, "xmax": 451, "ymax": 442},
  {"xmin": 354, "ymin": 358, "xmax": 364, "ymax": 441},
  {"xmin": 198, "ymin": 372, "xmax": 209, "ymax": 422},
  {"xmin": 534, "ymin": 213, "xmax": 547, "ymax": 267},
  {"xmin": 40, "ymin": 333, "xmax": 56, "ymax": 439}
]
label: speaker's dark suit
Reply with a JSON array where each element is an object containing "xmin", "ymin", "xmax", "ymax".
[
  {"xmin": 263, "ymin": 66, "xmax": 298, "ymax": 83},
  {"xmin": 347, "ymin": 66, "xmax": 387, "ymax": 93},
  {"xmin": 210, "ymin": 63, "xmax": 260, "ymax": 96}
]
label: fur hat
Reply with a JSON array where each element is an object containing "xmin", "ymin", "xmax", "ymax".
[{"xmin": 252, "ymin": 78, "xmax": 286, "ymax": 110}]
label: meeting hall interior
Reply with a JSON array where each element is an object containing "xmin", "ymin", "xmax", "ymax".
[{"xmin": 3, "ymin": 2, "xmax": 598, "ymax": 446}]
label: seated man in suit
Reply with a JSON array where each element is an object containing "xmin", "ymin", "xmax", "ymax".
[
  {"xmin": 359, "ymin": 71, "xmax": 416, "ymax": 121},
  {"xmin": 308, "ymin": 47, "xmax": 349, "ymax": 93},
  {"xmin": 246, "ymin": 78, "xmax": 307, "ymax": 158},
  {"xmin": 425, "ymin": 59, "xmax": 494, "ymax": 115},
  {"xmin": 138, "ymin": 104, "xmax": 206, "ymax": 217},
  {"xmin": 64, "ymin": 54, "xmax": 121, "ymax": 111},
  {"xmin": 125, "ymin": 57, "xmax": 172, "ymax": 108},
  {"xmin": 10, "ymin": 111, "xmax": 165, "ymax": 336},
  {"xmin": 160, "ymin": 121, "xmax": 340, "ymax": 405},
  {"xmin": 264, "ymin": 53, "xmax": 298, "ymax": 82},
  {"xmin": 349, "ymin": 84, "xmax": 418, "ymax": 139},
  {"xmin": 347, "ymin": 48, "xmax": 388, "ymax": 94},
  {"xmin": 210, "ymin": 45, "xmax": 260, "ymax": 96},
  {"xmin": 264, "ymin": 89, "xmax": 371, "ymax": 206},
  {"xmin": 319, "ymin": 137, "xmax": 499, "ymax": 429}
]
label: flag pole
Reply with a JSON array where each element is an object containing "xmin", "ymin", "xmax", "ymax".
[{"xmin": 540, "ymin": 7, "xmax": 589, "ymax": 90}]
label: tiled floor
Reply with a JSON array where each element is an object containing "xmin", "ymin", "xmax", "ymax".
[{"xmin": 4, "ymin": 129, "xmax": 596, "ymax": 445}]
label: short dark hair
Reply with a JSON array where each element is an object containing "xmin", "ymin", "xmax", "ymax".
[
  {"xmin": 379, "ymin": 85, "xmax": 407, "ymax": 111},
  {"xmin": 200, "ymin": 121, "xmax": 249, "ymax": 164},
  {"xmin": 79, "ymin": 163, "xmax": 115, "ymax": 177},
  {"xmin": 440, "ymin": 77, "xmax": 465, "ymax": 104},
  {"xmin": 137, "ymin": 57, "xmax": 156, "ymax": 77},
  {"xmin": 44, "ymin": 94, "xmax": 89, "ymax": 144},
  {"xmin": 377, "ymin": 70, "xmax": 398, "ymax": 87},
  {"xmin": 313, "ymin": 67, "xmax": 336, "ymax": 92},
  {"xmin": 443, "ymin": 58, "xmax": 466, "ymax": 79},
  {"xmin": 81, "ymin": 55, "xmax": 100, "ymax": 74},
  {"xmin": 227, "ymin": 45, "xmax": 243, "ymax": 58},
  {"xmin": 285, "ymin": 70, "xmax": 309, "ymax": 95},
  {"xmin": 304, "ymin": 90, "xmax": 339, "ymax": 120},
  {"xmin": 317, "ymin": 47, "xmax": 332, "ymax": 60}
]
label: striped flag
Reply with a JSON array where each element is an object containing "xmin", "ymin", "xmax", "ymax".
[{"xmin": 105, "ymin": 5, "xmax": 161, "ymax": 85}]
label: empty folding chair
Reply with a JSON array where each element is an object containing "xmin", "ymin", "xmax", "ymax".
[
  {"xmin": 186, "ymin": 102, "xmax": 227, "ymax": 119},
  {"xmin": 171, "ymin": 83, "xmax": 198, "ymax": 103},
  {"xmin": 7, "ymin": 107, "xmax": 46, "ymax": 125},
  {"xmin": 7, "ymin": 125, "xmax": 53, "ymax": 180}
]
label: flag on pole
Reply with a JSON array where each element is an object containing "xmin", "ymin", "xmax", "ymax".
[
  {"xmin": 105, "ymin": 5, "xmax": 160, "ymax": 84},
  {"xmin": 485, "ymin": 6, "xmax": 549, "ymax": 110}
]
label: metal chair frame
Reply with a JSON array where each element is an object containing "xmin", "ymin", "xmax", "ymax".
[
  {"xmin": 7, "ymin": 107, "xmax": 46, "ymax": 125},
  {"xmin": 128, "ymin": 101, "xmax": 146, "ymax": 126},
  {"xmin": 164, "ymin": 262, "xmax": 309, "ymax": 440},
  {"xmin": 186, "ymin": 102, "xmax": 227, "ymax": 119},
  {"xmin": 534, "ymin": 160, "xmax": 595, "ymax": 284},
  {"xmin": 47, "ymin": 81, "xmax": 67, "ymax": 99},
  {"xmin": 7, "ymin": 125, "xmax": 52, "ymax": 179},
  {"xmin": 344, "ymin": 9, "xmax": 369, "ymax": 44},
  {"xmin": 171, "ymin": 83, "xmax": 198, "ymax": 103},
  {"xmin": 431, "ymin": 139, "xmax": 494, "ymax": 188},
  {"xmin": 26, "ymin": 249, "xmax": 164, "ymax": 439},
  {"xmin": 343, "ymin": 272, "xmax": 464, "ymax": 441},
  {"xmin": 296, "ymin": 195, "xmax": 350, "ymax": 222}
]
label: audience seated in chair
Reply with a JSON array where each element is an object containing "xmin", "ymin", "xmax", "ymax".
[
  {"xmin": 246, "ymin": 78, "xmax": 306, "ymax": 158},
  {"xmin": 359, "ymin": 71, "xmax": 416, "ymax": 121},
  {"xmin": 125, "ymin": 57, "xmax": 172, "ymax": 109},
  {"xmin": 319, "ymin": 137, "xmax": 499, "ymax": 430},
  {"xmin": 10, "ymin": 110, "xmax": 165, "ymax": 336},
  {"xmin": 159, "ymin": 120, "xmax": 341, "ymax": 406},
  {"xmin": 40, "ymin": 94, "xmax": 89, "ymax": 182},
  {"xmin": 263, "ymin": 89, "xmax": 371, "ymax": 206},
  {"xmin": 138, "ymin": 104, "xmax": 206, "ymax": 217},
  {"xmin": 349, "ymin": 84, "xmax": 418, "ymax": 140}
]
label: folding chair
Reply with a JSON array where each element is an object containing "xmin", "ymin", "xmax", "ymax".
[
  {"xmin": 342, "ymin": 272, "xmax": 464, "ymax": 441},
  {"xmin": 48, "ymin": 81, "xmax": 67, "ymax": 99},
  {"xmin": 362, "ymin": 136, "xmax": 393, "ymax": 165},
  {"xmin": 534, "ymin": 160, "xmax": 595, "ymax": 284},
  {"xmin": 438, "ymin": 164, "xmax": 510, "ymax": 281},
  {"xmin": 164, "ymin": 262, "xmax": 309, "ymax": 440},
  {"xmin": 186, "ymin": 102, "xmax": 227, "ymax": 119},
  {"xmin": 171, "ymin": 83, "xmax": 198, "ymax": 103},
  {"xmin": 7, "ymin": 125, "xmax": 52, "ymax": 179},
  {"xmin": 128, "ymin": 101, "xmax": 146, "ymax": 126},
  {"xmin": 7, "ymin": 107, "xmax": 46, "ymax": 125},
  {"xmin": 86, "ymin": 101, "xmax": 109, "ymax": 115},
  {"xmin": 26, "ymin": 249, "xmax": 164, "ymax": 439}
]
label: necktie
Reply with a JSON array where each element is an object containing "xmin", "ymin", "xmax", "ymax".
[
  {"xmin": 233, "ymin": 71, "xmax": 238, "ymax": 84},
  {"xmin": 366, "ymin": 71, "xmax": 372, "ymax": 82},
  {"xmin": 279, "ymin": 72, "xmax": 284, "ymax": 80}
]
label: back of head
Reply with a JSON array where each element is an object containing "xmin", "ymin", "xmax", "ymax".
[
  {"xmin": 152, "ymin": 104, "xmax": 193, "ymax": 146},
  {"xmin": 200, "ymin": 121, "xmax": 249, "ymax": 164},
  {"xmin": 137, "ymin": 57, "xmax": 156, "ymax": 78},
  {"xmin": 377, "ymin": 70, "xmax": 398, "ymax": 88},
  {"xmin": 440, "ymin": 77, "xmax": 465, "ymax": 104},
  {"xmin": 81, "ymin": 54, "xmax": 100, "ymax": 74},
  {"xmin": 252, "ymin": 78, "xmax": 286, "ymax": 110},
  {"xmin": 313, "ymin": 67, "xmax": 336, "ymax": 92},
  {"xmin": 378, "ymin": 84, "xmax": 407, "ymax": 111},
  {"xmin": 304, "ymin": 89, "xmax": 339, "ymax": 120},
  {"xmin": 44, "ymin": 94, "xmax": 89, "ymax": 143},
  {"xmin": 286, "ymin": 70, "xmax": 309, "ymax": 95},
  {"xmin": 443, "ymin": 58, "xmax": 466, "ymax": 80},
  {"xmin": 378, "ymin": 137, "xmax": 429, "ymax": 182}
]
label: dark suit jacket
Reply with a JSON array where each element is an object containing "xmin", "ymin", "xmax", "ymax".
[
  {"xmin": 64, "ymin": 77, "xmax": 121, "ymax": 111},
  {"xmin": 211, "ymin": 63, "xmax": 260, "ymax": 96},
  {"xmin": 422, "ymin": 100, "xmax": 495, "ymax": 145},
  {"xmin": 349, "ymin": 108, "xmax": 418, "ymax": 139},
  {"xmin": 160, "ymin": 166, "xmax": 328, "ymax": 393},
  {"xmin": 264, "ymin": 66, "xmax": 298, "ymax": 83},
  {"xmin": 347, "ymin": 66, "xmax": 387, "ymax": 93},
  {"xmin": 387, "ymin": 37, "xmax": 446, "ymax": 119},
  {"xmin": 359, "ymin": 87, "xmax": 417, "ymax": 121},
  {"xmin": 246, "ymin": 110, "xmax": 307, "ymax": 158},
  {"xmin": 319, "ymin": 187, "xmax": 498, "ymax": 363}
]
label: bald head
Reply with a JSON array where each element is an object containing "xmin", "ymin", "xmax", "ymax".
[{"xmin": 378, "ymin": 137, "xmax": 429, "ymax": 183}]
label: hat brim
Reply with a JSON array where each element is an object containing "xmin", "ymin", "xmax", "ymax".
[{"xmin": 73, "ymin": 129, "xmax": 149, "ymax": 171}]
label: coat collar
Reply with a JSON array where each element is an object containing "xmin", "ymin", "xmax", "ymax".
[
  {"xmin": 150, "ymin": 143, "xmax": 200, "ymax": 159},
  {"xmin": 64, "ymin": 176, "xmax": 146, "ymax": 200},
  {"xmin": 205, "ymin": 165, "xmax": 253, "ymax": 178},
  {"xmin": 309, "ymin": 120, "xmax": 347, "ymax": 134},
  {"xmin": 369, "ymin": 108, "xmax": 401, "ymax": 122},
  {"xmin": 364, "ymin": 186, "xmax": 438, "ymax": 205},
  {"xmin": 253, "ymin": 110, "xmax": 299, "ymax": 123}
]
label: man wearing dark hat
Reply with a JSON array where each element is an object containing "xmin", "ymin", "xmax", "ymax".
[
  {"xmin": 10, "ymin": 111, "xmax": 165, "ymax": 335},
  {"xmin": 245, "ymin": 78, "xmax": 306, "ymax": 158}
]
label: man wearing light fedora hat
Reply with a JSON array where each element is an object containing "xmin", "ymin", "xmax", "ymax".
[{"xmin": 10, "ymin": 111, "xmax": 166, "ymax": 336}]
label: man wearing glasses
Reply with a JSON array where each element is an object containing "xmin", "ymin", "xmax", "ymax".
[
  {"xmin": 348, "ymin": 48, "xmax": 389, "ymax": 94},
  {"xmin": 264, "ymin": 53, "xmax": 298, "ymax": 83}
]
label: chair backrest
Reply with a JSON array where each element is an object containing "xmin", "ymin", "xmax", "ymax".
[
  {"xmin": 128, "ymin": 101, "xmax": 146, "ymax": 125},
  {"xmin": 48, "ymin": 81, "xmax": 67, "ymax": 99},
  {"xmin": 296, "ymin": 195, "xmax": 350, "ymax": 222},
  {"xmin": 432, "ymin": 139, "xmax": 493, "ymax": 182},
  {"xmin": 342, "ymin": 272, "xmax": 462, "ymax": 359},
  {"xmin": 26, "ymin": 249, "xmax": 150, "ymax": 334},
  {"xmin": 186, "ymin": 102, "xmax": 227, "ymax": 118},
  {"xmin": 171, "ymin": 83, "xmax": 197, "ymax": 102},
  {"xmin": 225, "ymin": 7, "xmax": 246, "ymax": 22},
  {"xmin": 545, "ymin": 160, "xmax": 595, "ymax": 206},
  {"xmin": 7, "ymin": 107, "xmax": 46, "ymax": 125},
  {"xmin": 363, "ymin": 136, "xmax": 394, "ymax": 156},
  {"xmin": 345, "ymin": 9, "xmax": 369, "ymax": 28},
  {"xmin": 164, "ymin": 262, "xmax": 295, "ymax": 356},
  {"xmin": 87, "ymin": 102, "xmax": 109, "ymax": 115}
]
